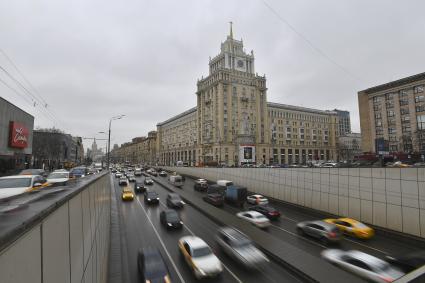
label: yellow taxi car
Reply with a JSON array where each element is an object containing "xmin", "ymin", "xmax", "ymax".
[
  {"xmin": 122, "ymin": 188, "xmax": 134, "ymax": 201},
  {"xmin": 324, "ymin": 218, "xmax": 374, "ymax": 239}
]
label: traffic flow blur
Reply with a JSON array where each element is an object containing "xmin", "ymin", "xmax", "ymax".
[
  {"xmin": 112, "ymin": 163, "xmax": 425, "ymax": 283},
  {"xmin": 0, "ymin": 163, "xmax": 104, "ymax": 200}
]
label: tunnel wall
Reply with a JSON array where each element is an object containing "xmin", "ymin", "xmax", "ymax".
[
  {"xmin": 165, "ymin": 166, "xmax": 425, "ymax": 238},
  {"xmin": 0, "ymin": 173, "xmax": 111, "ymax": 283}
]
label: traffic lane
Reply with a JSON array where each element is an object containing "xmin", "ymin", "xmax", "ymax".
[
  {"xmin": 264, "ymin": 197, "xmax": 421, "ymax": 256},
  {"xmin": 148, "ymin": 181, "xmax": 302, "ymax": 283},
  {"xmin": 152, "ymin": 174, "xmax": 365, "ymax": 282},
  {"xmin": 135, "ymin": 187, "xmax": 243, "ymax": 283},
  {"xmin": 113, "ymin": 178, "xmax": 186, "ymax": 283},
  {"xmin": 176, "ymin": 175, "xmax": 421, "ymax": 257}
]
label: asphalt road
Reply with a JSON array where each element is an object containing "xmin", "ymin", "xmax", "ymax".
[
  {"xmin": 112, "ymin": 175, "xmax": 302, "ymax": 283},
  {"xmin": 162, "ymin": 175, "xmax": 422, "ymax": 261}
]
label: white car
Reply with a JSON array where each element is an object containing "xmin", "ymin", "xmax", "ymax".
[
  {"xmin": 247, "ymin": 194, "xmax": 269, "ymax": 205},
  {"xmin": 115, "ymin": 172, "xmax": 122, "ymax": 178},
  {"xmin": 236, "ymin": 211, "xmax": 271, "ymax": 228},
  {"xmin": 46, "ymin": 171, "xmax": 70, "ymax": 186},
  {"xmin": 178, "ymin": 236, "xmax": 223, "ymax": 279},
  {"xmin": 0, "ymin": 175, "xmax": 49, "ymax": 199},
  {"xmin": 321, "ymin": 249, "xmax": 404, "ymax": 282}
]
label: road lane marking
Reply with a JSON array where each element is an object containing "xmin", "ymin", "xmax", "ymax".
[
  {"xmin": 270, "ymin": 224, "xmax": 327, "ymax": 249},
  {"xmin": 156, "ymin": 196, "xmax": 243, "ymax": 283},
  {"xmin": 343, "ymin": 238, "xmax": 388, "ymax": 255},
  {"xmin": 135, "ymin": 198, "xmax": 186, "ymax": 283}
]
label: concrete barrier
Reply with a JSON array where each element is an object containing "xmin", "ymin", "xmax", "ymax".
[
  {"xmin": 0, "ymin": 173, "xmax": 111, "ymax": 283},
  {"xmin": 164, "ymin": 166, "xmax": 425, "ymax": 238}
]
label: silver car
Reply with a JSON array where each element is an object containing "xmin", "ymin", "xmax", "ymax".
[
  {"xmin": 215, "ymin": 227, "xmax": 268, "ymax": 269},
  {"xmin": 296, "ymin": 220, "xmax": 342, "ymax": 244},
  {"xmin": 321, "ymin": 249, "xmax": 405, "ymax": 282}
]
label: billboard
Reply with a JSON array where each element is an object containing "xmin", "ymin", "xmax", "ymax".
[
  {"xmin": 375, "ymin": 138, "xmax": 389, "ymax": 155},
  {"xmin": 9, "ymin": 121, "xmax": 29, "ymax": 148},
  {"xmin": 239, "ymin": 145, "xmax": 255, "ymax": 164}
]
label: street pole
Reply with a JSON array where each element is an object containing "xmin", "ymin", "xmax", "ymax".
[{"xmin": 107, "ymin": 119, "xmax": 111, "ymax": 170}]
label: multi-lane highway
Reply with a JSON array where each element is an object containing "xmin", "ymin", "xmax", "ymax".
[{"xmin": 111, "ymin": 175, "xmax": 302, "ymax": 283}]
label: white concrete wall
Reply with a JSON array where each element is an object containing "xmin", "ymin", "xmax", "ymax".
[
  {"xmin": 166, "ymin": 166, "xmax": 425, "ymax": 238},
  {"xmin": 0, "ymin": 174, "xmax": 111, "ymax": 283}
]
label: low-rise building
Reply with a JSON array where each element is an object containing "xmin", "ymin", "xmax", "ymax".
[
  {"xmin": 337, "ymin": 132, "xmax": 362, "ymax": 161},
  {"xmin": 0, "ymin": 97, "xmax": 34, "ymax": 175}
]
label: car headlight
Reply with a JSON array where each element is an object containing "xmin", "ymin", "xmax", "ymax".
[
  {"xmin": 179, "ymin": 221, "xmax": 183, "ymax": 224},
  {"xmin": 147, "ymin": 198, "xmax": 151, "ymax": 201},
  {"xmin": 156, "ymin": 197, "xmax": 159, "ymax": 200},
  {"xmin": 181, "ymin": 201, "xmax": 185, "ymax": 205},
  {"xmin": 167, "ymin": 223, "xmax": 172, "ymax": 226}
]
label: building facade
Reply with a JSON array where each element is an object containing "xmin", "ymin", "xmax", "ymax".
[
  {"xmin": 0, "ymin": 97, "xmax": 34, "ymax": 175},
  {"xmin": 334, "ymin": 109, "xmax": 351, "ymax": 136},
  {"xmin": 154, "ymin": 26, "xmax": 339, "ymax": 166},
  {"xmin": 111, "ymin": 132, "xmax": 158, "ymax": 165},
  {"xmin": 33, "ymin": 130, "xmax": 83, "ymax": 169},
  {"xmin": 337, "ymin": 132, "xmax": 362, "ymax": 161},
  {"xmin": 358, "ymin": 72, "xmax": 425, "ymax": 154}
]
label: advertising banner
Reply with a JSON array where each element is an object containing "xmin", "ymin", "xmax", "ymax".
[
  {"xmin": 9, "ymin": 121, "xmax": 29, "ymax": 148},
  {"xmin": 239, "ymin": 145, "xmax": 255, "ymax": 164}
]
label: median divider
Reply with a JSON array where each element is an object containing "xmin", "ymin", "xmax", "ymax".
[{"xmin": 152, "ymin": 175, "xmax": 364, "ymax": 283}]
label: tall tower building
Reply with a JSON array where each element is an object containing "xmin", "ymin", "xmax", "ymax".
[{"xmin": 196, "ymin": 23, "xmax": 269, "ymax": 165}]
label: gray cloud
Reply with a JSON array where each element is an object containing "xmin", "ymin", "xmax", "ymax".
[{"xmin": 1, "ymin": 0, "xmax": 425, "ymax": 151}]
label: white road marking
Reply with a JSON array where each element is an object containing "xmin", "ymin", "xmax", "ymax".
[
  {"xmin": 157, "ymin": 200, "xmax": 244, "ymax": 283},
  {"xmin": 135, "ymin": 198, "xmax": 186, "ymax": 283},
  {"xmin": 343, "ymin": 238, "xmax": 388, "ymax": 255},
  {"xmin": 270, "ymin": 224, "xmax": 328, "ymax": 249}
]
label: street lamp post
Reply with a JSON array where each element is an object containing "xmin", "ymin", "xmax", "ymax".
[{"xmin": 105, "ymin": 115, "xmax": 125, "ymax": 170}]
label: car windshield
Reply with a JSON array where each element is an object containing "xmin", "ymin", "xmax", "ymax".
[
  {"xmin": 71, "ymin": 168, "xmax": 85, "ymax": 174},
  {"xmin": 254, "ymin": 214, "xmax": 265, "ymax": 219},
  {"xmin": 147, "ymin": 192, "xmax": 157, "ymax": 197},
  {"xmin": 0, "ymin": 178, "xmax": 32, "ymax": 188},
  {"xmin": 48, "ymin": 173, "xmax": 68, "ymax": 179},
  {"xmin": 170, "ymin": 194, "xmax": 181, "ymax": 200},
  {"xmin": 192, "ymin": 246, "xmax": 212, "ymax": 257},
  {"xmin": 354, "ymin": 222, "xmax": 369, "ymax": 229}
]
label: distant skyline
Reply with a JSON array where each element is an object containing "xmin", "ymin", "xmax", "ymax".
[{"xmin": 1, "ymin": 0, "xmax": 425, "ymax": 150}]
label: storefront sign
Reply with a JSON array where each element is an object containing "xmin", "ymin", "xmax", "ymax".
[{"xmin": 9, "ymin": 121, "xmax": 29, "ymax": 148}]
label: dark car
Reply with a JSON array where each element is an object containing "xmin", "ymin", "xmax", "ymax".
[
  {"xmin": 296, "ymin": 220, "xmax": 342, "ymax": 244},
  {"xmin": 144, "ymin": 190, "xmax": 159, "ymax": 204},
  {"xmin": 137, "ymin": 248, "xmax": 171, "ymax": 282},
  {"xmin": 203, "ymin": 193, "xmax": 224, "ymax": 207},
  {"xmin": 69, "ymin": 167, "xmax": 88, "ymax": 178},
  {"xmin": 127, "ymin": 174, "xmax": 136, "ymax": 182},
  {"xmin": 166, "ymin": 193, "xmax": 185, "ymax": 208},
  {"xmin": 386, "ymin": 251, "xmax": 425, "ymax": 272},
  {"xmin": 134, "ymin": 182, "xmax": 146, "ymax": 193},
  {"xmin": 150, "ymin": 170, "xmax": 158, "ymax": 177},
  {"xmin": 249, "ymin": 205, "xmax": 281, "ymax": 220},
  {"xmin": 160, "ymin": 209, "xmax": 183, "ymax": 229},
  {"xmin": 194, "ymin": 179, "xmax": 209, "ymax": 192}
]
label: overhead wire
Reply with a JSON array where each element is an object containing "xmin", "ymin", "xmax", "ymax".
[{"xmin": 260, "ymin": 0, "xmax": 365, "ymax": 84}]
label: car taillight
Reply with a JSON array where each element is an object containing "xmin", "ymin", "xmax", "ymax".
[
  {"xmin": 379, "ymin": 276, "xmax": 394, "ymax": 283},
  {"xmin": 328, "ymin": 232, "xmax": 336, "ymax": 238}
]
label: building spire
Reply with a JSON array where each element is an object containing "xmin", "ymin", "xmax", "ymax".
[{"xmin": 229, "ymin": 21, "xmax": 233, "ymax": 39}]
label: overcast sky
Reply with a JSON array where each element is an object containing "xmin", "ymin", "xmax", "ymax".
[{"xmin": 1, "ymin": 0, "xmax": 425, "ymax": 151}]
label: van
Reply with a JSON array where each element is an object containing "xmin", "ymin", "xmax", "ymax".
[
  {"xmin": 216, "ymin": 180, "xmax": 233, "ymax": 188},
  {"xmin": 224, "ymin": 186, "xmax": 248, "ymax": 207},
  {"xmin": 207, "ymin": 184, "xmax": 226, "ymax": 196},
  {"xmin": 169, "ymin": 175, "xmax": 183, "ymax": 187}
]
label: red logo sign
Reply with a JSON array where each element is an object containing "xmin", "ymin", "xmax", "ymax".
[{"xmin": 9, "ymin": 122, "xmax": 29, "ymax": 148}]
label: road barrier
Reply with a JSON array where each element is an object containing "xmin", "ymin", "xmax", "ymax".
[{"xmin": 0, "ymin": 173, "xmax": 111, "ymax": 283}]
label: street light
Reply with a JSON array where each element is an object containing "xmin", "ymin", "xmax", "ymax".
[{"xmin": 106, "ymin": 115, "xmax": 125, "ymax": 169}]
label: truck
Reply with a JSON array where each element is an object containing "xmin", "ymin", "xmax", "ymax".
[
  {"xmin": 169, "ymin": 175, "xmax": 183, "ymax": 188},
  {"xmin": 224, "ymin": 185, "xmax": 247, "ymax": 207}
]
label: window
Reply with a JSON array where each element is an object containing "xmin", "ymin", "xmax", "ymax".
[
  {"xmin": 415, "ymin": 95, "xmax": 425, "ymax": 103},
  {"xmin": 373, "ymin": 96, "xmax": 381, "ymax": 103},
  {"xmin": 375, "ymin": 120, "xmax": 382, "ymax": 127},
  {"xmin": 414, "ymin": 85, "xmax": 424, "ymax": 94},
  {"xmin": 402, "ymin": 124, "xmax": 411, "ymax": 133},
  {"xmin": 388, "ymin": 127, "xmax": 396, "ymax": 134},
  {"xmin": 385, "ymin": 93, "xmax": 395, "ymax": 100},
  {"xmin": 399, "ymin": 98, "xmax": 409, "ymax": 106},
  {"xmin": 416, "ymin": 105, "xmax": 425, "ymax": 112},
  {"xmin": 418, "ymin": 115, "xmax": 425, "ymax": 130},
  {"xmin": 374, "ymin": 113, "xmax": 381, "ymax": 119},
  {"xmin": 399, "ymin": 89, "xmax": 408, "ymax": 97},
  {"xmin": 401, "ymin": 108, "xmax": 410, "ymax": 115},
  {"xmin": 387, "ymin": 110, "xmax": 395, "ymax": 117}
]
